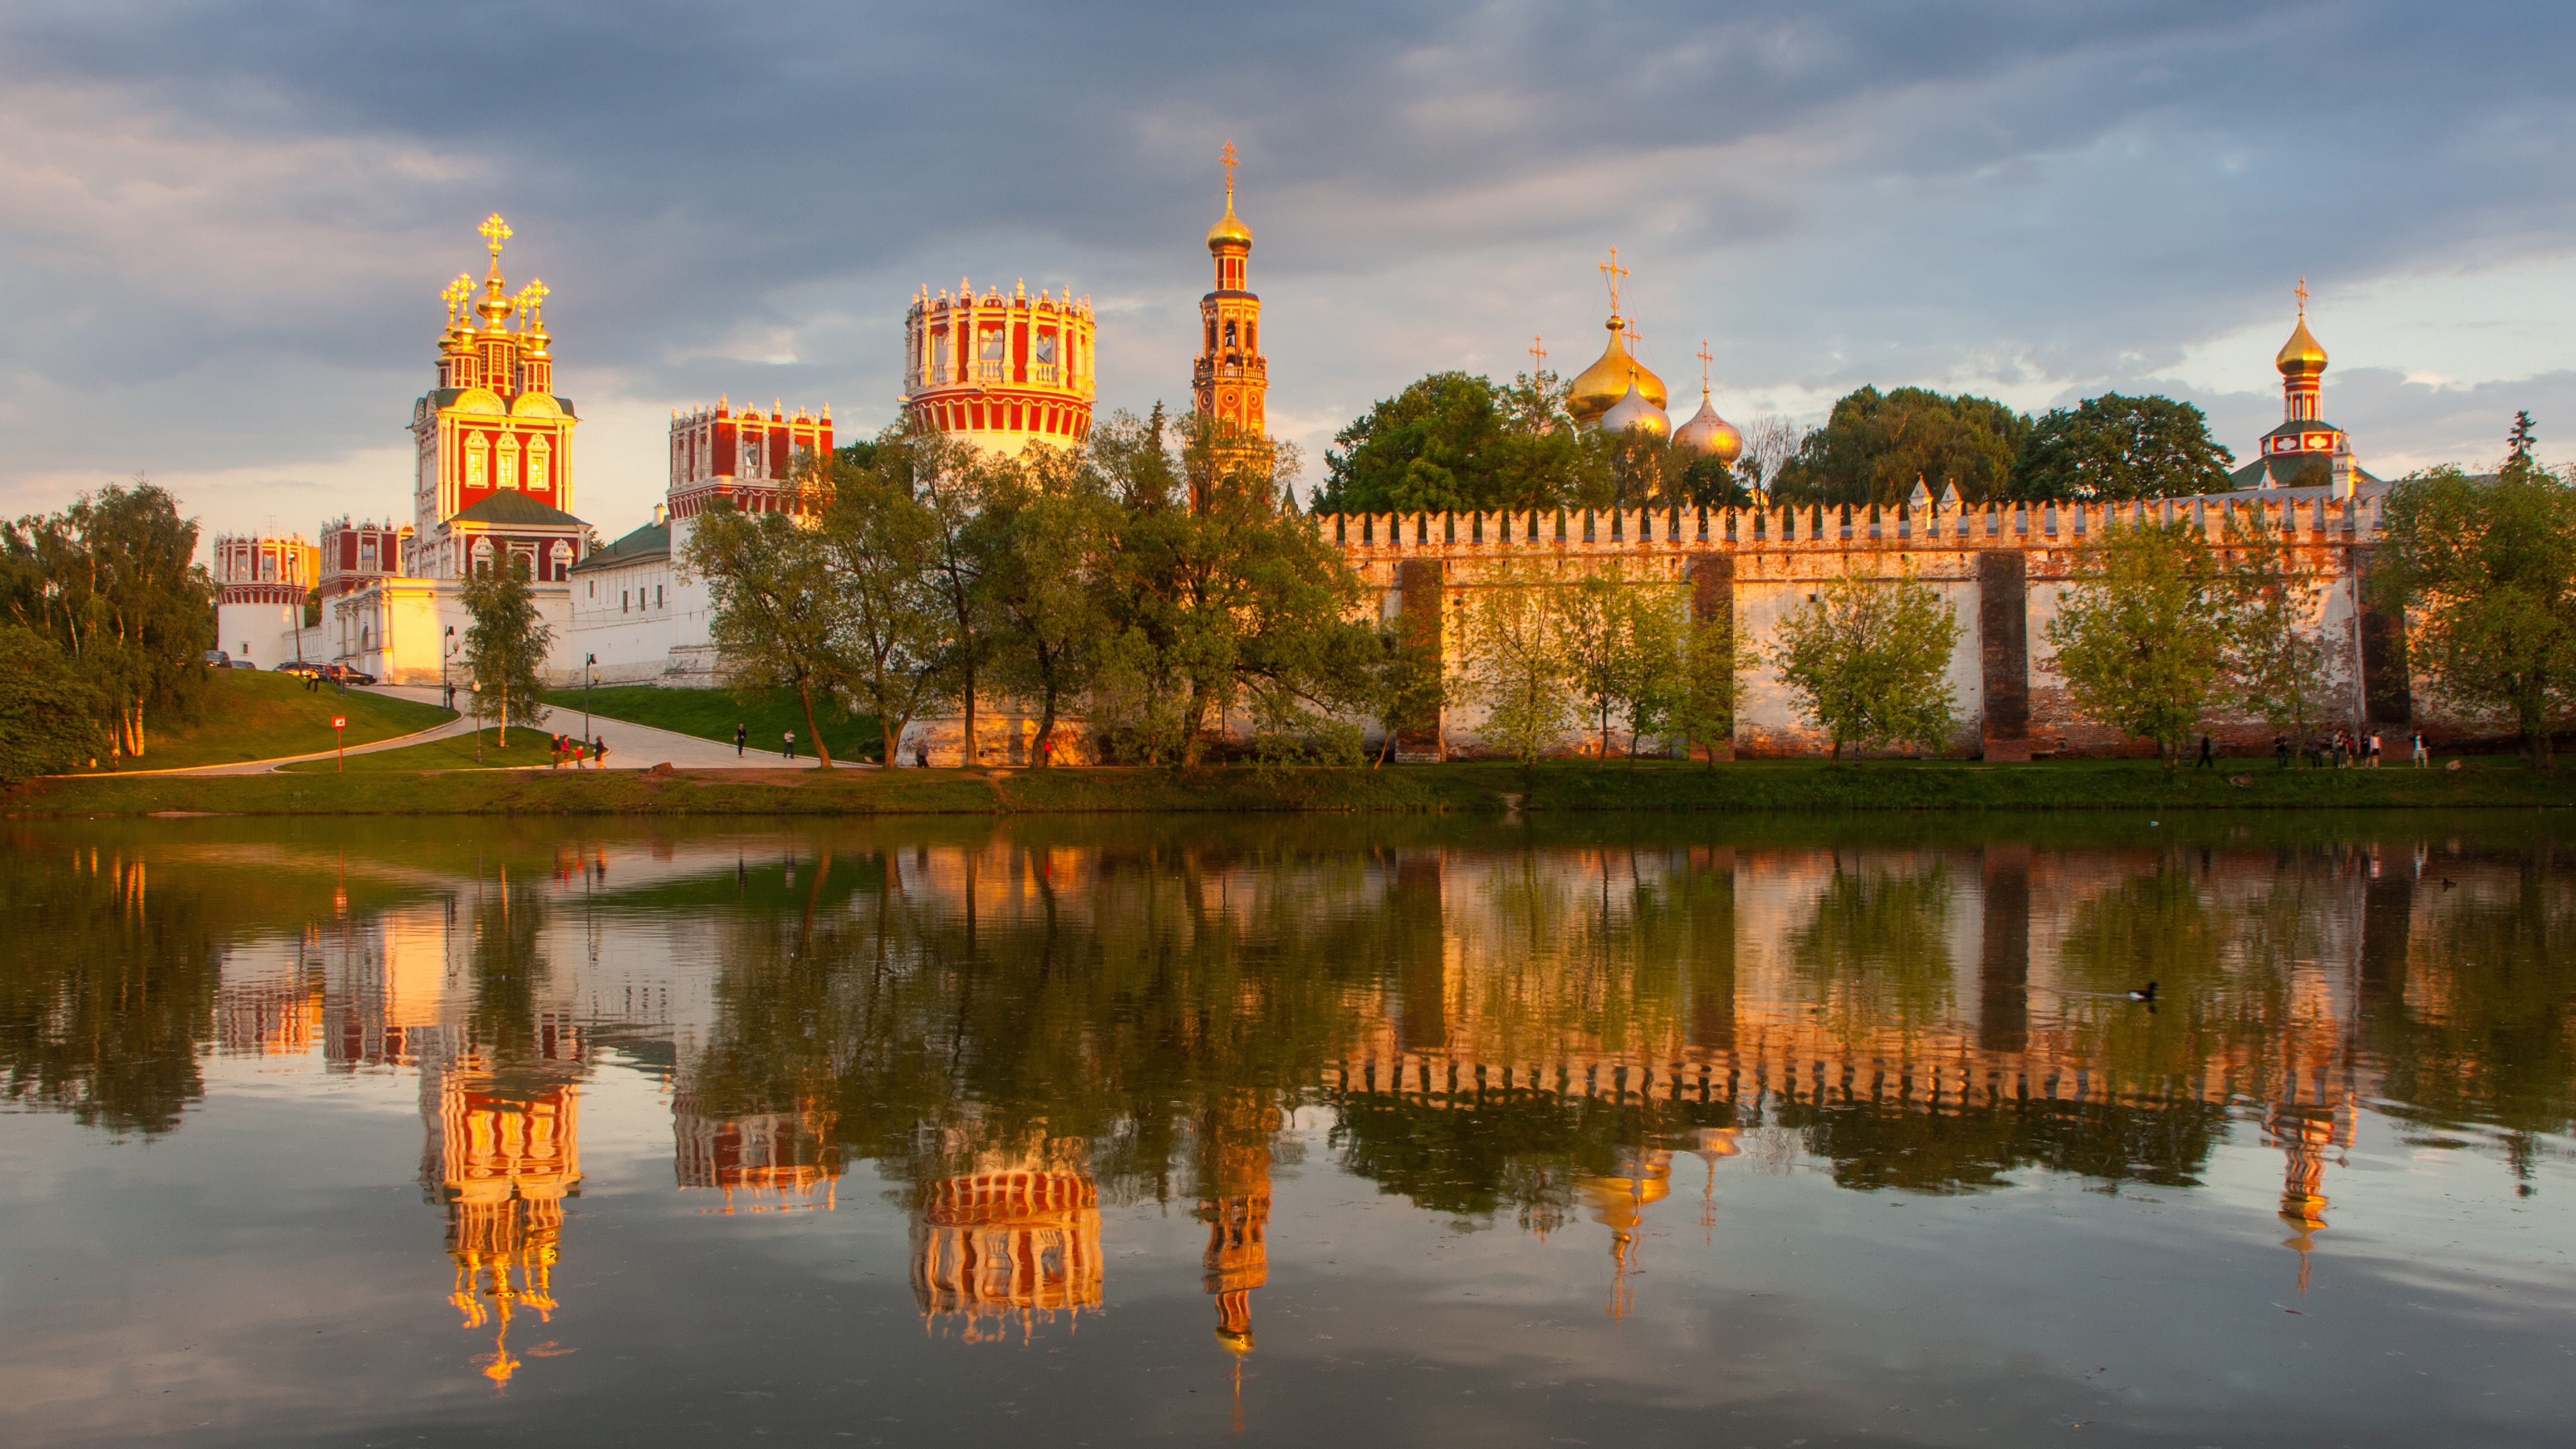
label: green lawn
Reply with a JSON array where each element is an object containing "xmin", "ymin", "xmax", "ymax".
[
  {"xmin": 276, "ymin": 726, "xmax": 590, "ymax": 773},
  {"xmin": 538, "ymin": 684, "xmax": 880, "ymax": 761},
  {"xmin": 114, "ymin": 670, "xmax": 454, "ymax": 771},
  {"xmin": 21, "ymin": 754, "xmax": 2576, "ymax": 817}
]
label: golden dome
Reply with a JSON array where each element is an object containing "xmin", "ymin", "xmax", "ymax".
[
  {"xmin": 1568, "ymin": 320, "xmax": 1667, "ymax": 426},
  {"xmin": 2276, "ymin": 314, "xmax": 2327, "ymax": 376},
  {"xmin": 1601, "ymin": 377, "xmax": 1669, "ymax": 438},
  {"xmin": 1673, "ymin": 392, "xmax": 1742, "ymax": 462},
  {"xmin": 1206, "ymin": 190, "xmax": 1252, "ymax": 252}
]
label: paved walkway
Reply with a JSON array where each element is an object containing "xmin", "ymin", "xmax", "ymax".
[{"xmin": 120, "ymin": 685, "xmax": 854, "ymax": 777}]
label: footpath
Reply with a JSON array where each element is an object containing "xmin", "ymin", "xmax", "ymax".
[{"xmin": 131, "ymin": 683, "xmax": 840, "ymax": 776}]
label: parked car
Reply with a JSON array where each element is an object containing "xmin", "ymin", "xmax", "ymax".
[
  {"xmin": 324, "ymin": 664, "xmax": 378, "ymax": 686},
  {"xmin": 202, "ymin": 649, "xmax": 234, "ymax": 669},
  {"xmin": 274, "ymin": 661, "xmax": 326, "ymax": 679}
]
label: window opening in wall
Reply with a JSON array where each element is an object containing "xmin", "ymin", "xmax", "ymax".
[
  {"xmin": 622, "ymin": 590, "xmax": 629, "ymax": 614},
  {"xmin": 656, "ymin": 585, "xmax": 664, "ymax": 609}
]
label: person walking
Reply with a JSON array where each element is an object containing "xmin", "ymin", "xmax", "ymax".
[
  {"xmin": 2195, "ymin": 735, "xmax": 2215, "ymax": 770},
  {"xmin": 734, "ymin": 722, "xmax": 747, "ymax": 758},
  {"xmin": 548, "ymin": 733, "xmax": 565, "ymax": 770},
  {"xmin": 2274, "ymin": 733, "xmax": 2290, "ymax": 768},
  {"xmin": 591, "ymin": 735, "xmax": 608, "ymax": 769},
  {"xmin": 782, "ymin": 730, "xmax": 796, "ymax": 762},
  {"xmin": 2368, "ymin": 732, "xmax": 2383, "ymax": 768},
  {"xmin": 2412, "ymin": 731, "xmax": 2430, "ymax": 767}
]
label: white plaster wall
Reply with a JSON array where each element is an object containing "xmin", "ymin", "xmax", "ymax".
[
  {"xmin": 214, "ymin": 600, "xmax": 302, "ymax": 671},
  {"xmin": 568, "ymin": 555, "xmax": 678, "ymax": 684}
]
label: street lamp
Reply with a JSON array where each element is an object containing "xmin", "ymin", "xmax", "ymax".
[
  {"xmin": 442, "ymin": 626, "xmax": 457, "ymax": 713},
  {"xmin": 583, "ymin": 653, "xmax": 596, "ymax": 757},
  {"xmin": 470, "ymin": 680, "xmax": 482, "ymax": 765}
]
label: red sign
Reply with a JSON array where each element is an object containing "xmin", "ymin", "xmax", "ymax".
[{"xmin": 332, "ymin": 716, "xmax": 347, "ymax": 730}]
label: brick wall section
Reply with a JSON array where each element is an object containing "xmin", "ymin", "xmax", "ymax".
[
  {"xmin": 1396, "ymin": 557, "xmax": 1445, "ymax": 762},
  {"xmin": 1978, "ymin": 550, "xmax": 2030, "ymax": 762},
  {"xmin": 1688, "ymin": 552, "xmax": 1735, "ymax": 761}
]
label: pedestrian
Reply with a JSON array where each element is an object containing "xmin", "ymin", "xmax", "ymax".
[
  {"xmin": 548, "ymin": 733, "xmax": 564, "ymax": 770},
  {"xmin": 592, "ymin": 735, "xmax": 608, "ymax": 769},
  {"xmin": 914, "ymin": 744, "xmax": 929, "ymax": 769},
  {"xmin": 2412, "ymin": 731, "xmax": 2430, "ymax": 767},
  {"xmin": 734, "ymin": 722, "xmax": 747, "ymax": 757},
  {"xmin": 2195, "ymin": 735, "xmax": 2214, "ymax": 770},
  {"xmin": 782, "ymin": 730, "xmax": 796, "ymax": 762},
  {"xmin": 2274, "ymin": 733, "xmax": 2289, "ymax": 768},
  {"xmin": 444, "ymin": 682, "xmax": 455, "ymax": 710},
  {"xmin": 2368, "ymin": 732, "xmax": 2383, "ymax": 768}
]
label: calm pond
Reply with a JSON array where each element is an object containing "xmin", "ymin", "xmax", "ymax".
[{"xmin": 3, "ymin": 813, "xmax": 2570, "ymax": 1446}]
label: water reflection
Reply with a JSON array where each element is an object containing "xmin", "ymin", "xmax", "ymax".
[{"xmin": 3, "ymin": 817, "xmax": 2572, "ymax": 1434}]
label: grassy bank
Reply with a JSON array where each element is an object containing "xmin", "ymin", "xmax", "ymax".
[
  {"xmin": 537, "ymin": 684, "xmax": 879, "ymax": 760},
  {"xmin": 15, "ymin": 757, "xmax": 2576, "ymax": 818},
  {"xmin": 91, "ymin": 671, "xmax": 453, "ymax": 772}
]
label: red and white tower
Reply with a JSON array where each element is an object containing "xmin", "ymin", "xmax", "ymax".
[
  {"xmin": 408, "ymin": 213, "xmax": 587, "ymax": 581},
  {"xmin": 1192, "ymin": 142, "xmax": 1267, "ymax": 441},
  {"xmin": 903, "ymin": 279, "xmax": 1096, "ymax": 456}
]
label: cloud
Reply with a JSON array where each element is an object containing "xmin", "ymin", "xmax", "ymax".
[{"xmin": 5, "ymin": 0, "xmax": 2574, "ymax": 538}]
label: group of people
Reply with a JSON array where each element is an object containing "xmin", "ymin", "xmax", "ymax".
[
  {"xmin": 549, "ymin": 732, "xmax": 608, "ymax": 769},
  {"xmin": 2260, "ymin": 729, "xmax": 2432, "ymax": 768}
]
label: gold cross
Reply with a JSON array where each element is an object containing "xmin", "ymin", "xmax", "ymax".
[
  {"xmin": 1697, "ymin": 339, "xmax": 1714, "ymax": 395},
  {"xmin": 1220, "ymin": 140, "xmax": 1239, "ymax": 199},
  {"xmin": 480, "ymin": 212, "xmax": 512, "ymax": 260},
  {"xmin": 1529, "ymin": 335, "xmax": 1547, "ymax": 372},
  {"xmin": 2295, "ymin": 276, "xmax": 2308, "ymax": 315},
  {"xmin": 518, "ymin": 278, "xmax": 548, "ymax": 321},
  {"xmin": 1598, "ymin": 247, "xmax": 1628, "ymax": 318},
  {"xmin": 442, "ymin": 273, "xmax": 472, "ymax": 323}
]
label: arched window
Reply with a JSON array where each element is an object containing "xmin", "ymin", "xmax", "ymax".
[
  {"xmin": 549, "ymin": 540, "xmax": 573, "ymax": 582},
  {"xmin": 469, "ymin": 537, "xmax": 495, "ymax": 576},
  {"xmin": 527, "ymin": 437, "xmax": 551, "ymax": 492},
  {"xmin": 497, "ymin": 433, "xmax": 523, "ymax": 490},
  {"xmin": 465, "ymin": 434, "xmax": 490, "ymax": 492}
]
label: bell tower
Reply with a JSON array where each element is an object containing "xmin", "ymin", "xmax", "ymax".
[{"xmin": 1192, "ymin": 142, "xmax": 1267, "ymax": 441}]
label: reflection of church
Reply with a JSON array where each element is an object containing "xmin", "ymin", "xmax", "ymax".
[
  {"xmin": 672, "ymin": 1090, "xmax": 843, "ymax": 1213},
  {"xmin": 909, "ymin": 1148, "xmax": 1105, "ymax": 1343},
  {"xmin": 422, "ymin": 1046, "xmax": 583, "ymax": 1389}
]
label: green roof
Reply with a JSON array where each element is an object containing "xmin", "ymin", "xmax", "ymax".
[
  {"xmin": 449, "ymin": 491, "xmax": 587, "ymax": 528},
  {"xmin": 570, "ymin": 520, "xmax": 670, "ymax": 574}
]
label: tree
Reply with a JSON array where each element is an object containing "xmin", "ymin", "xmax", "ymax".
[
  {"xmin": 1460, "ymin": 560, "xmax": 1574, "ymax": 763},
  {"xmin": 2375, "ymin": 456, "xmax": 2576, "ymax": 770},
  {"xmin": 0, "ymin": 626, "xmax": 107, "ymax": 782},
  {"xmin": 895, "ymin": 430, "xmax": 1000, "ymax": 765},
  {"xmin": 1769, "ymin": 565, "xmax": 1961, "ymax": 759},
  {"xmin": 1613, "ymin": 585, "xmax": 1687, "ymax": 757},
  {"xmin": 1089, "ymin": 410, "xmax": 1363, "ymax": 766},
  {"xmin": 458, "ymin": 557, "xmax": 553, "ymax": 750},
  {"xmin": 1354, "ymin": 625, "xmax": 1446, "ymax": 768},
  {"xmin": 1671, "ymin": 611, "xmax": 1739, "ymax": 766},
  {"xmin": 812, "ymin": 462, "xmax": 948, "ymax": 768},
  {"xmin": 684, "ymin": 497, "xmax": 844, "ymax": 768},
  {"xmin": 2221, "ymin": 510, "xmax": 2331, "ymax": 761},
  {"xmin": 1315, "ymin": 370, "xmax": 1608, "ymax": 515},
  {"xmin": 968, "ymin": 447, "xmax": 1116, "ymax": 765},
  {"xmin": 2013, "ymin": 393, "xmax": 2237, "ymax": 501},
  {"xmin": 2044, "ymin": 519, "xmax": 2235, "ymax": 770},
  {"xmin": 1, "ymin": 480, "xmax": 214, "ymax": 763},
  {"xmin": 1557, "ymin": 565, "xmax": 1684, "ymax": 758},
  {"xmin": 1773, "ymin": 387, "xmax": 2029, "ymax": 508}
]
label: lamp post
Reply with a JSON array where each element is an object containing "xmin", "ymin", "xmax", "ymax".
[
  {"xmin": 471, "ymin": 680, "xmax": 482, "ymax": 765},
  {"xmin": 583, "ymin": 653, "xmax": 596, "ymax": 760},
  {"xmin": 442, "ymin": 626, "xmax": 457, "ymax": 713}
]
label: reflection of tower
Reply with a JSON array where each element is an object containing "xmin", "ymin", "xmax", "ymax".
[
  {"xmin": 1681, "ymin": 1127, "xmax": 1740, "ymax": 1238},
  {"xmin": 1576, "ymin": 1147, "xmax": 1671, "ymax": 1319},
  {"xmin": 1197, "ymin": 1092, "xmax": 1280, "ymax": 1357},
  {"xmin": 2266, "ymin": 1098, "xmax": 2344, "ymax": 1295},
  {"xmin": 423, "ymin": 1045, "xmax": 582, "ymax": 1390},
  {"xmin": 672, "ymin": 1091, "xmax": 843, "ymax": 1213},
  {"xmin": 911, "ymin": 1164, "xmax": 1104, "ymax": 1342}
]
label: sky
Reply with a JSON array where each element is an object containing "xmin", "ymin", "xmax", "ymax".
[{"xmin": 5, "ymin": 0, "xmax": 2574, "ymax": 545}]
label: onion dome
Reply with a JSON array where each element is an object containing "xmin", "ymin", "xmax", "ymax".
[
  {"xmin": 1206, "ymin": 191, "xmax": 1253, "ymax": 252},
  {"xmin": 1600, "ymin": 376, "xmax": 1669, "ymax": 438},
  {"xmin": 2277, "ymin": 313, "xmax": 2327, "ymax": 377},
  {"xmin": 1672, "ymin": 392, "xmax": 1742, "ymax": 462},
  {"xmin": 1568, "ymin": 320, "xmax": 1668, "ymax": 426}
]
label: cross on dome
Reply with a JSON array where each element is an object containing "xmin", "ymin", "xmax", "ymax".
[
  {"xmin": 1697, "ymin": 339, "xmax": 1714, "ymax": 397},
  {"xmin": 1221, "ymin": 140, "xmax": 1239, "ymax": 201},
  {"xmin": 480, "ymin": 213, "xmax": 512, "ymax": 261},
  {"xmin": 2296, "ymin": 276, "xmax": 2309, "ymax": 316},
  {"xmin": 1598, "ymin": 247, "xmax": 1628, "ymax": 323}
]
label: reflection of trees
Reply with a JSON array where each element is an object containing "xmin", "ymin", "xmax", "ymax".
[
  {"xmin": 2056, "ymin": 863, "xmax": 2239, "ymax": 1093},
  {"xmin": 2370, "ymin": 860, "xmax": 2576, "ymax": 1182},
  {"xmin": 1778, "ymin": 1094, "xmax": 2231, "ymax": 1193},
  {"xmin": 0, "ymin": 848, "xmax": 222, "ymax": 1134},
  {"xmin": 1788, "ymin": 858, "xmax": 1957, "ymax": 1038}
]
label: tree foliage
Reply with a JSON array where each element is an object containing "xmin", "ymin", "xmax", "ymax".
[
  {"xmin": 2043, "ymin": 520, "xmax": 2234, "ymax": 769},
  {"xmin": 1774, "ymin": 387, "xmax": 2029, "ymax": 508},
  {"xmin": 1317, "ymin": 371, "xmax": 1603, "ymax": 515},
  {"xmin": 458, "ymin": 558, "xmax": 554, "ymax": 748},
  {"xmin": 1460, "ymin": 561, "xmax": 1574, "ymax": 763},
  {"xmin": 2014, "ymin": 393, "xmax": 2237, "ymax": 502},
  {"xmin": 684, "ymin": 497, "xmax": 846, "ymax": 767},
  {"xmin": 1672, "ymin": 611, "xmax": 1740, "ymax": 766},
  {"xmin": 0, "ymin": 625, "xmax": 108, "ymax": 782},
  {"xmin": 1769, "ymin": 566, "xmax": 1961, "ymax": 759},
  {"xmin": 2221, "ymin": 511, "xmax": 2332, "ymax": 755},
  {"xmin": 1, "ymin": 481, "xmax": 214, "ymax": 762},
  {"xmin": 2375, "ymin": 455, "xmax": 2576, "ymax": 769}
]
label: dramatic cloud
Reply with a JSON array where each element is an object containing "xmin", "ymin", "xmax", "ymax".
[{"xmin": 5, "ymin": 1, "xmax": 2572, "ymax": 536}]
